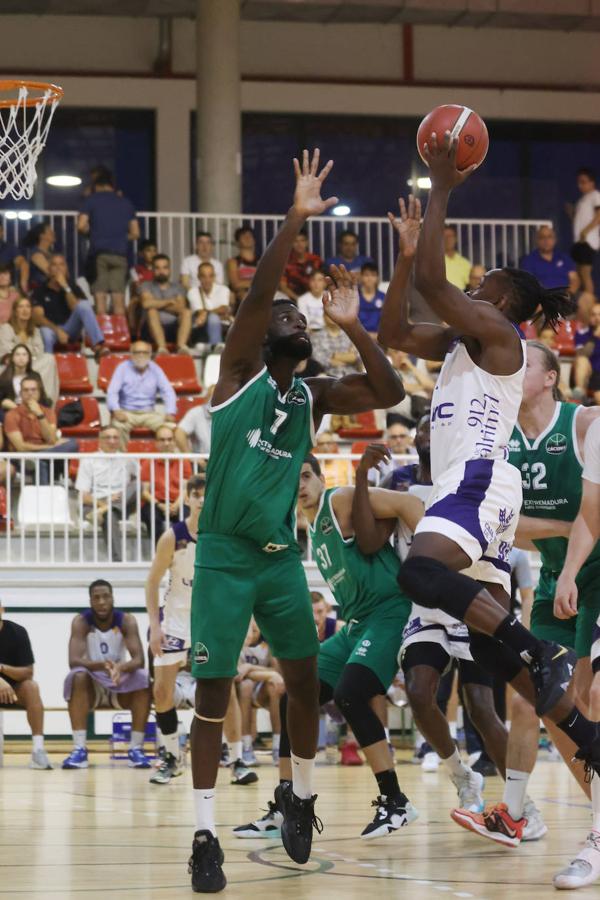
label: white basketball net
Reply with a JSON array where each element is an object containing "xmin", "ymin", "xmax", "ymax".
[{"xmin": 0, "ymin": 85, "xmax": 61, "ymax": 201}]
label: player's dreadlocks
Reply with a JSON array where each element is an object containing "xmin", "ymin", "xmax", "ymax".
[{"xmin": 504, "ymin": 267, "xmax": 576, "ymax": 332}]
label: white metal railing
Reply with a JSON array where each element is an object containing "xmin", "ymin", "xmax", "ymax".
[
  {"xmin": 1, "ymin": 210, "xmax": 552, "ymax": 284},
  {"xmin": 0, "ymin": 451, "xmax": 416, "ymax": 567}
]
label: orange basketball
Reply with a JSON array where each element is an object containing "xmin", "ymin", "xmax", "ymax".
[{"xmin": 417, "ymin": 104, "xmax": 489, "ymax": 171}]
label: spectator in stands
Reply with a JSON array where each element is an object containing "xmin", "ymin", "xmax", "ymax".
[
  {"xmin": 0, "ymin": 263, "xmax": 21, "ymax": 324},
  {"xmin": 226, "ymin": 226, "xmax": 259, "ymax": 309},
  {"xmin": 358, "ymin": 262, "xmax": 385, "ymax": 335},
  {"xmin": 279, "ymin": 229, "xmax": 322, "ymax": 300},
  {"xmin": 573, "ymin": 302, "xmax": 600, "ymax": 403},
  {"xmin": 387, "ymin": 349, "xmax": 435, "ymax": 424},
  {"xmin": 467, "ymin": 264, "xmax": 485, "ymax": 292},
  {"xmin": 77, "ymin": 168, "xmax": 140, "ymax": 315},
  {"xmin": 75, "ymin": 424, "xmax": 137, "ymax": 562},
  {"xmin": 297, "ymin": 269, "xmax": 326, "ymax": 331},
  {"xmin": 310, "ymin": 311, "xmax": 361, "ymax": 377},
  {"xmin": 325, "ymin": 229, "xmax": 371, "ymax": 273},
  {"xmin": 0, "ymin": 347, "xmax": 48, "ymax": 419},
  {"xmin": 568, "ymin": 168, "xmax": 600, "ymax": 295},
  {"xmin": 180, "ymin": 231, "xmax": 224, "ymax": 290},
  {"xmin": 140, "ymin": 424, "xmax": 192, "ymax": 543},
  {"xmin": 128, "ymin": 238, "xmax": 157, "ymax": 334},
  {"xmin": 140, "ymin": 254, "xmax": 192, "ymax": 355},
  {"xmin": 387, "ymin": 421, "xmax": 414, "ymax": 456},
  {"xmin": 0, "ymin": 221, "xmax": 28, "ymax": 296},
  {"xmin": 188, "ymin": 262, "xmax": 233, "ymax": 347},
  {"xmin": 0, "ymin": 602, "xmax": 52, "ymax": 770},
  {"xmin": 315, "ymin": 430, "xmax": 351, "ymax": 488},
  {"xmin": 4, "ymin": 374, "xmax": 78, "ymax": 483},
  {"xmin": 62, "ymin": 579, "xmax": 151, "ymax": 770},
  {"xmin": 568, "ymin": 270, "xmax": 596, "ymax": 327},
  {"xmin": 520, "ymin": 225, "xmax": 575, "ymax": 290},
  {"xmin": 106, "ymin": 341, "xmax": 177, "ymax": 448},
  {"xmin": 174, "ymin": 390, "xmax": 213, "ymax": 455},
  {"xmin": 31, "ymin": 253, "xmax": 107, "ymax": 358},
  {"xmin": 444, "ymin": 224, "xmax": 472, "ymax": 289},
  {"xmin": 312, "ymin": 591, "xmax": 342, "ymax": 641},
  {"xmin": 23, "ymin": 223, "xmax": 55, "ymax": 292},
  {"xmin": 0, "ymin": 299, "xmax": 59, "ymax": 402}
]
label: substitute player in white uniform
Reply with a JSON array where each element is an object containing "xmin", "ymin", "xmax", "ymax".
[{"xmin": 147, "ymin": 475, "xmax": 204, "ymax": 784}]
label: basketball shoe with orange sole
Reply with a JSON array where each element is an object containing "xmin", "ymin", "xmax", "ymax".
[{"xmin": 450, "ymin": 802, "xmax": 525, "ymax": 848}]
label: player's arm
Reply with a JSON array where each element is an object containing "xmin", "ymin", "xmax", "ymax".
[
  {"xmin": 145, "ymin": 528, "xmax": 175, "ymax": 658},
  {"xmin": 119, "ymin": 613, "xmax": 146, "ymax": 674},
  {"xmin": 68, "ymin": 616, "xmax": 105, "ymax": 671},
  {"xmin": 213, "ymin": 149, "xmax": 338, "ymax": 406},
  {"xmin": 554, "ymin": 478, "xmax": 600, "ymax": 619},
  {"xmin": 378, "ymin": 195, "xmax": 457, "ymax": 361},
  {"xmin": 514, "ymin": 513, "xmax": 572, "ymax": 546}
]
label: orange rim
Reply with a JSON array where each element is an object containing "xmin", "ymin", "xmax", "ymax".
[{"xmin": 0, "ymin": 80, "xmax": 63, "ymax": 109}]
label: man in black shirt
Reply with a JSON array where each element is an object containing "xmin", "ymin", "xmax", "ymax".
[{"xmin": 0, "ymin": 602, "xmax": 52, "ymax": 769}]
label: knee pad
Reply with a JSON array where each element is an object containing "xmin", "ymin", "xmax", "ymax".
[
  {"xmin": 398, "ymin": 556, "xmax": 481, "ymax": 620},
  {"xmin": 469, "ymin": 631, "xmax": 524, "ymax": 683},
  {"xmin": 333, "ymin": 664, "xmax": 386, "ymax": 749}
]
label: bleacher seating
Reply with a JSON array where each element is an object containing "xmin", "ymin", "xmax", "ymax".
[
  {"xmin": 94, "ymin": 315, "xmax": 132, "ymax": 352},
  {"xmin": 56, "ymin": 353, "xmax": 93, "ymax": 394},
  {"xmin": 97, "ymin": 354, "xmax": 129, "ymax": 393},
  {"xmin": 555, "ymin": 320, "xmax": 576, "ymax": 357},
  {"xmin": 155, "ymin": 355, "xmax": 201, "ymax": 394},
  {"xmin": 176, "ymin": 395, "xmax": 206, "ymax": 421},
  {"xmin": 126, "ymin": 439, "xmax": 156, "ymax": 454},
  {"xmin": 56, "ymin": 396, "xmax": 101, "ymax": 439},
  {"xmin": 338, "ymin": 411, "xmax": 383, "ymax": 440}
]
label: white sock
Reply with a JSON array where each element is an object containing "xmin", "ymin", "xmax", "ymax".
[
  {"xmin": 242, "ymin": 734, "xmax": 252, "ymax": 751},
  {"xmin": 193, "ymin": 788, "xmax": 217, "ymax": 837},
  {"xmin": 503, "ymin": 768, "xmax": 529, "ymax": 820},
  {"xmin": 592, "ymin": 774, "xmax": 600, "ymax": 833},
  {"xmin": 131, "ymin": 731, "xmax": 145, "ymax": 750},
  {"xmin": 230, "ymin": 740, "xmax": 242, "ymax": 762},
  {"xmin": 272, "ymin": 733, "xmax": 280, "ymax": 751},
  {"xmin": 73, "ymin": 729, "xmax": 86, "ymax": 749},
  {"xmin": 163, "ymin": 730, "xmax": 179, "ymax": 759},
  {"xmin": 291, "ymin": 752, "xmax": 315, "ymax": 800},
  {"xmin": 384, "ymin": 727, "xmax": 390, "ymax": 743},
  {"xmin": 32, "ymin": 734, "xmax": 44, "ymax": 752},
  {"xmin": 442, "ymin": 747, "xmax": 470, "ymax": 780}
]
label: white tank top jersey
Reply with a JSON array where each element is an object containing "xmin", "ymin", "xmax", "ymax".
[
  {"xmin": 163, "ymin": 520, "xmax": 196, "ymax": 617},
  {"xmin": 240, "ymin": 641, "xmax": 271, "ymax": 668},
  {"xmin": 430, "ymin": 329, "xmax": 527, "ymax": 483},
  {"xmin": 84, "ymin": 611, "xmax": 126, "ymax": 664}
]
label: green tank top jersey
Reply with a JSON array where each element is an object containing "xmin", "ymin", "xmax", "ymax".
[
  {"xmin": 309, "ymin": 488, "xmax": 402, "ymax": 622},
  {"xmin": 508, "ymin": 401, "xmax": 600, "ymax": 574},
  {"xmin": 199, "ymin": 367, "xmax": 315, "ymax": 549}
]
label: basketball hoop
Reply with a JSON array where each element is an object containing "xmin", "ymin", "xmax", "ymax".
[{"xmin": 0, "ymin": 80, "xmax": 63, "ymax": 201}]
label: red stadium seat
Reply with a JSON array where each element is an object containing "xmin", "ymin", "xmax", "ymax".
[
  {"xmin": 55, "ymin": 353, "xmax": 93, "ymax": 394},
  {"xmin": 176, "ymin": 395, "xmax": 207, "ymax": 422},
  {"xmin": 95, "ymin": 315, "xmax": 132, "ymax": 352},
  {"xmin": 97, "ymin": 354, "xmax": 129, "ymax": 393},
  {"xmin": 56, "ymin": 396, "xmax": 101, "ymax": 438},
  {"xmin": 127, "ymin": 439, "xmax": 156, "ymax": 454},
  {"xmin": 155, "ymin": 355, "xmax": 201, "ymax": 394},
  {"xmin": 338, "ymin": 411, "xmax": 383, "ymax": 440},
  {"xmin": 555, "ymin": 319, "xmax": 576, "ymax": 357},
  {"xmin": 68, "ymin": 439, "xmax": 100, "ymax": 481},
  {"xmin": 520, "ymin": 321, "xmax": 538, "ymax": 340}
]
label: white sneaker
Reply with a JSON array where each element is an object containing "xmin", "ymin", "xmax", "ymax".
[
  {"xmin": 422, "ymin": 751, "xmax": 440, "ymax": 772},
  {"xmin": 522, "ymin": 799, "xmax": 547, "ymax": 842},
  {"xmin": 30, "ymin": 749, "xmax": 53, "ymax": 770},
  {"xmin": 554, "ymin": 831, "xmax": 600, "ymax": 889},
  {"xmin": 451, "ymin": 768, "xmax": 484, "ymax": 813}
]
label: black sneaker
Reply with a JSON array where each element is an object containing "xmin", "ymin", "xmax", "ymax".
[
  {"xmin": 472, "ymin": 754, "xmax": 498, "ymax": 777},
  {"xmin": 230, "ymin": 758, "xmax": 259, "ymax": 786},
  {"xmin": 528, "ymin": 641, "xmax": 575, "ymax": 716},
  {"xmin": 361, "ymin": 794, "xmax": 418, "ymax": 840},
  {"xmin": 188, "ymin": 829, "xmax": 226, "ymax": 893},
  {"xmin": 279, "ymin": 782, "xmax": 323, "ymax": 864},
  {"xmin": 574, "ymin": 727, "xmax": 600, "ymax": 779}
]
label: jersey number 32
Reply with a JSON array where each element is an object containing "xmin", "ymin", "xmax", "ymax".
[{"xmin": 521, "ymin": 462, "xmax": 547, "ymax": 490}]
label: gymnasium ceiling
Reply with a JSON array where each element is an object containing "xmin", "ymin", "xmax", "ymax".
[{"xmin": 3, "ymin": 0, "xmax": 600, "ymax": 31}]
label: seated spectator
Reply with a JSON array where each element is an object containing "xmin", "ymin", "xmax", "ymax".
[
  {"xmin": 568, "ymin": 167, "xmax": 600, "ymax": 296},
  {"xmin": 174, "ymin": 389, "xmax": 213, "ymax": 454},
  {"xmin": 4, "ymin": 374, "xmax": 78, "ymax": 483},
  {"xmin": 32, "ymin": 253, "xmax": 107, "ymax": 358},
  {"xmin": 226, "ymin": 226, "xmax": 259, "ymax": 309},
  {"xmin": 77, "ymin": 168, "xmax": 140, "ymax": 315},
  {"xmin": 312, "ymin": 591, "xmax": 342, "ymax": 642},
  {"xmin": 237, "ymin": 618, "xmax": 284, "ymax": 766},
  {"xmin": 444, "ymin": 224, "xmax": 472, "ymax": 289},
  {"xmin": 62, "ymin": 579, "xmax": 151, "ymax": 770},
  {"xmin": 128, "ymin": 239, "xmax": 157, "ymax": 335},
  {"xmin": 140, "ymin": 424, "xmax": 192, "ymax": 544},
  {"xmin": 387, "ymin": 349, "xmax": 435, "ymax": 424},
  {"xmin": 188, "ymin": 262, "xmax": 233, "ymax": 347},
  {"xmin": 140, "ymin": 254, "xmax": 192, "ymax": 355},
  {"xmin": 23, "ymin": 223, "xmax": 55, "ymax": 292},
  {"xmin": 573, "ymin": 303, "xmax": 600, "ymax": 403},
  {"xmin": 106, "ymin": 341, "xmax": 177, "ymax": 447},
  {"xmin": 310, "ymin": 312, "xmax": 361, "ymax": 377},
  {"xmin": 520, "ymin": 225, "xmax": 575, "ymax": 290},
  {"xmin": 568, "ymin": 270, "xmax": 595, "ymax": 326},
  {"xmin": 358, "ymin": 262, "xmax": 385, "ymax": 335},
  {"xmin": 325, "ymin": 229, "xmax": 372, "ymax": 273},
  {"xmin": 367, "ymin": 422, "xmax": 414, "ymax": 483},
  {"xmin": 0, "ymin": 298, "xmax": 59, "ymax": 402},
  {"xmin": 0, "ymin": 345, "xmax": 45, "ymax": 419},
  {"xmin": 297, "ymin": 269, "xmax": 326, "ymax": 331},
  {"xmin": 0, "ymin": 601, "xmax": 52, "ymax": 770},
  {"xmin": 467, "ymin": 264, "xmax": 485, "ymax": 292},
  {"xmin": 0, "ymin": 263, "xmax": 20, "ymax": 324},
  {"xmin": 75, "ymin": 425, "xmax": 137, "ymax": 562},
  {"xmin": 180, "ymin": 231, "xmax": 224, "ymax": 290},
  {"xmin": 0, "ymin": 220, "xmax": 29, "ymax": 296},
  {"xmin": 314, "ymin": 430, "xmax": 351, "ymax": 488},
  {"xmin": 279, "ymin": 229, "xmax": 322, "ymax": 301}
]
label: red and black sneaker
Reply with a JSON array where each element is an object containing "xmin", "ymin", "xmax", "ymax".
[{"xmin": 450, "ymin": 802, "xmax": 525, "ymax": 848}]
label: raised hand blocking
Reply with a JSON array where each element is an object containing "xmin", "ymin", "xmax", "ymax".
[
  {"xmin": 291, "ymin": 148, "xmax": 339, "ymax": 219},
  {"xmin": 388, "ymin": 194, "xmax": 422, "ymax": 258}
]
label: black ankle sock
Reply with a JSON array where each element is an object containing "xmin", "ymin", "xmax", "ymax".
[
  {"xmin": 375, "ymin": 768, "xmax": 402, "ymax": 801},
  {"xmin": 493, "ymin": 615, "xmax": 541, "ymax": 663},
  {"xmin": 155, "ymin": 706, "xmax": 178, "ymax": 735},
  {"xmin": 558, "ymin": 706, "xmax": 598, "ymax": 749}
]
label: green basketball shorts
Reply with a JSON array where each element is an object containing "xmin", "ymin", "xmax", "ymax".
[{"xmin": 531, "ymin": 564, "xmax": 600, "ymax": 659}]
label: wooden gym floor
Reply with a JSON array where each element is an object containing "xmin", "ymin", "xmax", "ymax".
[{"xmin": 0, "ymin": 746, "xmax": 593, "ymax": 899}]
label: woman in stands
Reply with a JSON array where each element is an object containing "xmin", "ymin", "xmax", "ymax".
[{"xmin": 0, "ymin": 299, "xmax": 59, "ymax": 401}]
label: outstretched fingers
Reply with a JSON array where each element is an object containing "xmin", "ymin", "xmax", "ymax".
[{"xmin": 309, "ymin": 148, "xmax": 320, "ymax": 176}]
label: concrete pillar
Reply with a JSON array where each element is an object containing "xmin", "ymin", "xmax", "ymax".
[{"xmin": 195, "ymin": 0, "xmax": 242, "ymax": 213}]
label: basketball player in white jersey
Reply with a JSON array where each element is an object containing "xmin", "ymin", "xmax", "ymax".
[
  {"xmin": 147, "ymin": 475, "xmax": 204, "ymax": 784},
  {"xmin": 237, "ymin": 618, "xmax": 284, "ymax": 765},
  {"xmin": 377, "ymin": 138, "xmax": 600, "ymax": 771}
]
